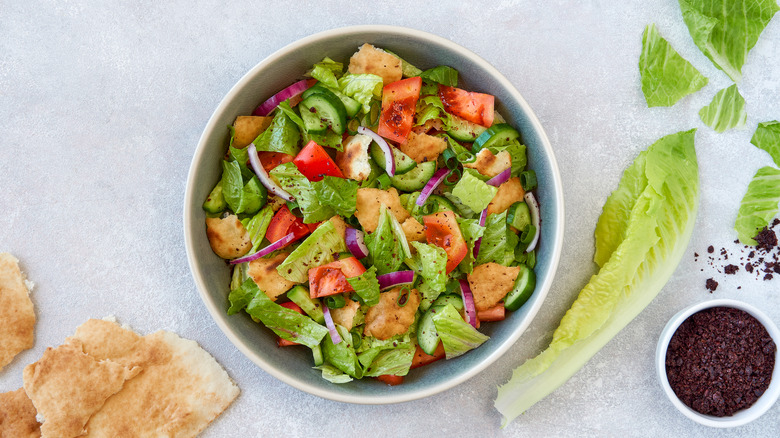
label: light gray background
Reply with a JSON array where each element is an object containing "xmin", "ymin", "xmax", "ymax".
[{"xmin": 1, "ymin": 1, "xmax": 778, "ymax": 436}]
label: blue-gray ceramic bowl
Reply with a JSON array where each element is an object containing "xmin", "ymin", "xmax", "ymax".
[{"xmin": 184, "ymin": 25, "xmax": 564, "ymax": 404}]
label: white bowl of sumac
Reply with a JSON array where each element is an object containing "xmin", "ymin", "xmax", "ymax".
[{"xmin": 656, "ymin": 299, "xmax": 780, "ymax": 427}]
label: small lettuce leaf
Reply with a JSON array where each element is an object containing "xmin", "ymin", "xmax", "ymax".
[
  {"xmin": 750, "ymin": 121, "xmax": 780, "ymax": 167},
  {"xmin": 312, "ymin": 176, "xmax": 358, "ymax": 217},
  {"xmin": 456, "ymin": 217, "xmax": 485, "ymax": 274},
  {"xmin": 432, "ymin": 304, "xmax": 489, "ymax": 359},
  {"xmin": 734, "ymin": 166, "xmax": 780, "ymax": 245},
  {"xmin": 253, "ymin": 111, "xmax": 301, "ymax": 156},
  {"xmin": 244, "ymin": 282, "xmax": 329, "ymax": 349},
  {"xmin": 678, "ymin": 0, "xmax": 780, "ymax": 82},
  {"xmin": 698, "ymin": 84, "xmax": 747, "ymax": 132},
  {"xmin": 476, "ymin": 211, "xmax": 513, "ymax": 266},
  {"xmin": 489, "ymin": 140, "xmax": 527, "ymax": 176},
  {"xmin": 241, "ymin": 205, "xmax": 275, "ymax": 252},
  {"xmin": 315, "ymin": 364, "xmax": 353, "ymax": 383},
  {"xmin": 364, "ymin": 205, "xmax": 411, "ymax": 275},
  {"xmin": 346, "ymin": 265, "xmax": 381, "ymax": 307},
  {"xmin": 496, "ymin": 130, "xmax": 699, "ymax": 426},
  {"xmin": 420, "ymin": 66, "xmax": 458, "ymax": 87},
  {"xmin": 276, "ymin": 220, "xmax": 346, "ymax": 283},
  {"xmin": 221, "ymin": 161, "xmax": 266, "ymax": 215},
  {"xmin": 338, "ymin": 73, "xmax": 383, "ymax": 113},
  {"xmin": 639, "ymin": 23, "xmax": 708, "ymax": 107},
  {"xmin": 361, "ymin": 344, "xmax": 415, "ymax": 377},
  {"xmin": 270, "ymin": 162, "xmax": 335, "ymax": 223},
  {"xmin": 227, "ymin": 277, "xmax": 257, "ymax": 315},
  {"xmin": 276, "ymin": 100, "xmax": 306, "ymax": 132},
  {"xmin": 451, "ymin": 170, "xmax": 498, "ymax": 213},
  {"xmin": 406, "ymin": 242, "xmax": 448, "ymax": 293},
  {"xmin": 322, "ymin": 325, "xmax": 362, "ymax": 378},
  {"xmin": 309, "ymin": 57, "xmax": 343, "ymax": 89}
]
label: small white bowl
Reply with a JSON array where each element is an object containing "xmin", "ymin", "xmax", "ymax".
[{"xmin": 656, "ymin": 299, "xmax": 780, "ymax": 428}]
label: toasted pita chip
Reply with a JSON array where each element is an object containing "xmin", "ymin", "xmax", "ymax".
[
  {"xmin": 69, "ymin": 319, "xmax": 239, "ymax": 437},
  {"xmin": 0, "ymin": 388, "xmax": 41, "ymax": 438},
  {"xmin": 0, "ymin": 253, "xmax": 35, "ymax": 370},
  {"xmin": 22, "ymin": 342, "xmax": 141, "ymax": 438}
]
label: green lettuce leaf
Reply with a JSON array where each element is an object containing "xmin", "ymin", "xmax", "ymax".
[
  {"xmin": 276, "ymin": 220, "xmax": 346, "ymax": 283},
  {"xmin": 275, "ymin": 100, "xmax": 306, "ymax": 132},
  {"xmin": 495, "ymin": 130, "xmax": 699, "ymax": 427},
  {"xmin": 302, "ymin": 129, "xmax": 344, "ymax": 151},
  {"xmin": 420, "ymin": 66, "xmax": 458, "ymax": 87},
  {"xmin": 346, "ymin": 265, "xmax": 380, "ymax": 307},
  {"xmin": 456, "ymin": 218, "xmax": 485, "ymax": 274},
  {"xmin": 314, "ymin": 364, "xmax": 353, "ymax": 383},
  {"xmin": 309, "ymin": 57, "xmax": 343, "ymax": 89},
  {"xmin": 698, "ymin": 84, "xmax": 747, "ymax": 132},
  {"xmin": 489, "ymin": 140, "xmax": 528, "ymax": 176},
  {"xmin": 322, "ymin": 325, "xmax": 362, "ymax": 378},
  {"xmin": 364, "ymin": 205, "xmax": 411, "ymax": 275},
  {"xmin": 312, "ymin": 176, "xmax": 358, "ymax": 217},
  {"xmin": 241, "ymin": 205, "xmax": 275, "ymax": 252},
  {"xmin": 221, "ymin": 161, "xmax": 266, "ymax": 215},
  {"xmin": 432, "ymin": 304, "xmax": 490, "ymax": 359},
  {"xmin": 415, "ymin": 95, "xmax": 452, "ymax": 129},
  {"xmin": 451, "ymin": 170, "xmax": 498, "ymax": 213},
  {"xmin": 750, "ymin": 121, "xmax": 780, "ymax": 167},
  {"xmin": 361, "ymin": 344, "xmax": 415, "ymax": 377},
  {"xmin": 476, "ymin": 211, "xmax": 513, "ymax": 266},
  {"xmin": 734, "ymin": 166, "xmax": 780, "ymax": 245},
  {"xmin": 270, "ymin": 162, "xmax": 335, "ymax": 223},
  {"xmin": 253, "ymin": 111, "xmax": 301, "ymax": 156},
  {"xmin": 338, "ymin": 73, "xmax": 383, "ymax": 113},
  {"xmin": 227, "ymin": 277, "xmax": 257, "ymax": 315},
  {"xmin": 678, "ymin": 0, "xmax": 779, "ymax": 82},
  {"xmin": 244, "ymin": 282, "xmax": 329, "ymax": 349},
  {"xmin": 406, "ymin": 242, "xmax": 448, "ymax": 293},
  {"xmin": 639, "ymin": 23, "xmax": 708, "ymax": 107}
]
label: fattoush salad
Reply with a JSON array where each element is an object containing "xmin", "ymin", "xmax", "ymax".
[{"xmin": 203, "ymin": 44, "xmax": 541, "ymax": 384}]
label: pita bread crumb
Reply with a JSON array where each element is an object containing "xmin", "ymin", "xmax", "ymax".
[
  {"xmin": 0, "ymin": 253, "xmax": 36, "ymax": 371},
  {"xmin": 0, "ymin": 388, "xmax": 41, "ymax": 438},
  {"xmin": 22, "ymin": 342, "xmax": 141, "ymax": 438},
  {"xmin": 69, "ymin": 319, "xmax": 239, "ymax": 438}
]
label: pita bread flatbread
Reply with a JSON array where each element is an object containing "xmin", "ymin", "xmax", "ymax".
[
  {"xmin": 70, "ymin": 319, "xmax": 240, "ymax": 438},
  {"xmin": 0, "ymin": 388, "xmax": 41, "ymax": 438},
  {"xmin": 22, "ymin": 342, "xmax": 141, "ymax": 438},
  {"xmin": 0, "ymin": 253, "xmax": 35, "ymax": 370}
]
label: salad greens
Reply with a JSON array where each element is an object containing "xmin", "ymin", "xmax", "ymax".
[
  {"xmin": 734, "ymin": 166, "xmax": 780, "ymax": 245},
  {"xmin": 277, "ymin": 220, "xmax": 346, "ymax": 283},
  {"xmin": 750, "ymin": 121, "xmax": 780, "ymax": 167},
  {"xmin": 698, "ymin": 84, "xmax": 747, "ymax": 133},
  {"xmin": 639, "ymin": 23, "xmax": 708, "ymax": 107},
  {"xmin": 678, "ymin": 0, "xmax": 779, "ymax": 82},
  {"xmin": 496, "ymin": 130, "xmax": 698, "ymax": 426}
]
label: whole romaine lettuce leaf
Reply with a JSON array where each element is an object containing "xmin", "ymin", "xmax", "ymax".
[
  {"xmin": 750, "ymin": 121, "xmax": 780, "ymax": 167},
  {"xmin": 678, "ymin": 0, "xmax": 779, "ymax": 82},
  {"xmin": 639, "ymin": 23, "xmax": 708, "ymax": 107},
  {"xmin": 734, "ymin": 166, "xmax": 780, "ymax": 245},
  {"xmin": 276, "ymin": 220, "xmax": 346, "ymax": 283},
  {"xmin": 698, "ymin": 84, "xmax": 747, "ymax": 132},
  {"xmin": 495, "ymin": 130, "xmax": 699, "ymax": 427}
]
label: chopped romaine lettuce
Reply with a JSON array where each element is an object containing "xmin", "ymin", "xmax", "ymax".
[
  {"xmin": 432, "ymin": 304, "xmax": 489, "ymax": 359},
  {"xmin": 253, "ymin": 111, "xmax": 301, "ymax": 156},
  {"xmin": 276, "ymin": 219, "xmax": 346, "ymax": 283},
  {"xmin": 275, "ymin": 100, "xmax": 306, "ymax": 132},
  {"xmin": 639, "ymin": 23, "xmax": 708, "ymax": 107},
  {"xmin": 361, "ymin": 344, "xmax": 415, "ymax": 377},
  {"xmin": 750, "ymin": 121, "xmax": 780, "ymax": 167},
  {"xmin": 312, "ymin": 175, "xmax": 358, "ymax": 217},
  {"xmin": 734, "ymin": 166, "xmax": 780, "ymax": 245},
  {"xmin": 322, "ymin": 325, "xmax": 363, "ymax": 378},
  {"xmin": 698, "ymin": 84, "xmax": 747, "ymax": 133},
  {"xmin": 309, "ymin": 57, "xmax": 343, "ymax": 89},
  {"xmin": 221, "ymin": 161, "xmax": 266, "ymax": 215},
  {"xmin": 420, "ymin": 66, "xmax": 458, "ymax": 87},
  {"xmin": 476, "ymin": 211, "xmax": 514, "ymax": 266},
  {"xmin": 337, "ymin": 73, "xmax": 383, "ymax": 113},
  {"xmin": 489, "ymin": 140, "xmax": 527, "ymax": 176},
  {"xmin": 451, "ymin": 170, "xmax": 498, "ymax": 213},
  {"xmin": 227, "ymin": 277, "xmax": 257, "ymax": 315},
  {"xmin": 678, "ymin": 0, "xmax": 779, "ymax": 82},
  {"xmin": 365, "ymin": 205, "xmax": 411, "ymax": 275},
  {"xmin": 241, "ymin": 205, "xmax": 274, "ymax": 251},
  {"xmin": 315, "ymin": 364, "xmax": 354, "ymax": 383},
  {"xmin": 270, "ymin": 162, "xmax": 335, "ymax": 223},
  {"xmin": 406, "ymin": 242, "xmax": 448, "ymax": 293},
  {"xmin": 456, "ymin": 217, "xmax": 486, "ymax": 274},
  {"xmin": 302, "ymin": 129, "xmax": 344, "ymax": 151},
  {"xmin": 496, "ymin": 130, "xmax": 699, "ymax": 426},
  {"xmin": 346, "ymin": 265, "xmax": 380, "ymax": 307}
]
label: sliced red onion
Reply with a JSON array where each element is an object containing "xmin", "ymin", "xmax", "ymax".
[
  {"xmin": 377, "ymin": 270, "xmax": 415, "ymax": 290},
  {"xmin": 486, "ymin": 167, "xmax": 511, "ymax": 187},
  {"xmin": 524, "ymin": 192, "xmax": 541, "ymax": 252},
  {"xmin": 459, "ymin": 279, "xmax": 478, "ymax": 328},
  {"xmin": 472, "ymin": 208, "xmax": 488, "ymax": 258},
  {"xmin": 416, "ymin": 168, "xmax": 451, "ymax": 206},
  {"xmin": 247, "ymin": 144, "xmax": 295, "ymax": 202},
  {"xmin": 345, "ymin": 227, "xmax": 369, "ymax": 259},
  {"xmin": 253, "ymin": 79, "xmax": 311, "ymax": 116},
  {"xmin": 357, "ymin": 126, "xmax": 395, "ymax": 176},
  {"xmin": 229, "ymin": 232, "xmax": 294, "ymax": 264},
  {"xmin": 322, "ymin": 306, "xmax": 342, "ymax": 344}
]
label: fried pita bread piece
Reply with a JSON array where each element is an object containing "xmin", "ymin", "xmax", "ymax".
[
  {"xmin": 0, "ymin": 253, "xmax": 35, "ymax": 370},
  {"xmin": 22, "ymin": 342, "xmax": 141, "ymax": 438},
  {"xmin": 0, "ymin": 388, "xmax": 41, "ymax": 438},
  {"xmin": 69, "ymin": 319, "xmax": 239, "ymax": 438}
]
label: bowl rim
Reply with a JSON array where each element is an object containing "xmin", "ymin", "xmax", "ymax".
[
  {"xmin": 184, "ymin": 24, "xmax": 565, "ymax": 404},
  {"xmin": 655, "ymin": 298, "xmax": 780, "ymax": 427}
]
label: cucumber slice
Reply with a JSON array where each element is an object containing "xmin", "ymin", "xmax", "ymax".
[
  {"xmin": 504, "ymin": 264, "xmax": 535, "ymax": 311},
  {"xmin": 287, "ymin": 286, "xmax": 325, "ymax": 324},
  {"xmin": 428, "ymin": 195, "xmax": 457, "ymax": 213},
  {"xmin": 447, "ymin": 115, "xmax": 487, "ymax": 142},
  {"xmin": 202, "ymin": 180, "xmax": 227, "ymax": 214},
  {"xmin": 473, "ymin": 123, "xmax": 520, "ymax": 151},
  {"xmin": 432, "ymin": 293, "xmax": 464, "ymax": 310},
  {"xmin": 507, "ymin": 201, "xmax": 531, "ymax": 230},
  {"xmin": 300, "ymin": 89, "xmax": 347, "ymax": 135},
  {"xmin": 370, "ymin": 141, "xmax": 417, "ymax": 175},
  {"xmin": 390, "ymin": 161, "xmax": 436, "ymax": 192},
  {"xmin": 304, "ymin": 84, "xmax": 361, "ymax": 118}
]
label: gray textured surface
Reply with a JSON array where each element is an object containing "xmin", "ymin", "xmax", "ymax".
[{"xmin": 1, "ymin": 1, "xmax": 778, "ymax": 436}]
